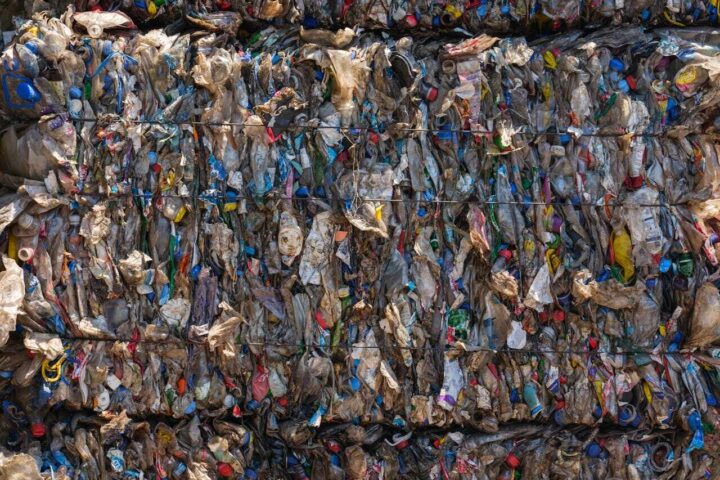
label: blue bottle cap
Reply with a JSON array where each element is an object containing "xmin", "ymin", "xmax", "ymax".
[
  {"xmin": 190, "ymin": 264, "xmax": 202, "ymax": 280},
  {"xmin": 586, "ymin": 442, "xmax": 603, "ymax": 458},
  {"xmin": 609, "ymin": 58, "xmax": 625, "ymax": 72},
  {"xmin": 295, "ymin": 186, "xmax": 309, "ymax": 198},
  {"xmin": 349, "ymin": 377, "xmax": 361, "ymax": 391},
  {"xmin": 596, "ymin": 269, "xmax": 610, "ymax": 282},
  {"xmin": 16, "ymin": 81, "xmax": 41, "ymax": 103},
  {"xmin": 69, "ymin": 86, "xmax": 83, "ymax": 100},
  {"xmin": 688, "ymin": 410, "xmax": 702, "ymax": 431},
  {"xmin": 659, "ymin": 258, "xmax": 672, "ymax": 273},
  {"xmin": 618, "ymin": 79, "xmax": 630, "ymax": 94},
  {"xmin": 173, "ymin": 463, "xmax": 187, "ymax": 475},
  {"xmin": 619, "ymin": 405, "xmax": 639, "ymax": 426}
]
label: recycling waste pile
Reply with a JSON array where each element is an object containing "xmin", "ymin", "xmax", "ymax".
[
  {"xmin": 12, "ymin": 0, "xmax": 720, "ymax": 37},
  {"xmin": 4, "ymin": 3, "xmax": 720, "ymax": 478}
]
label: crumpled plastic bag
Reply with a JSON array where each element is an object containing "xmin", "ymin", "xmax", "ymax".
[
  {"xmin": 686, "ymin": 283, "xmax": 720, "ymax": 348},
  {"xmin": 0, "ymin": 256, "xmax": 25, "ymax": 347}
]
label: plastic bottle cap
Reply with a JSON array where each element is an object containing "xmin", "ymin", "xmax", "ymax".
[
  {"xmin": 349, "ymin": 377, "xmax": 361, "ymax": 391},
  {"xmin": 87, "ymin": 24, "xmax": 103, "ymax": 38},
  {"xmin": 31, "ymin": 423, "xmax": 46, "ymax": 438},
  {"xmin": 586, "ymin": 442, "xmax": 603, "ymax": 458},
  {"xmin": 625, "ymin": 75, "xmax": 637, "ymax": 90},
  {"xmin": 16, "ymin": 82, "xmax": 41, "ymax": 103},
  {"xmin": 326, "ymin": 441, "xmax": 342, "ymax": 453},
  {"xmin": 425, "ymin": 85, "xmax": 438, "ymax": 102},
  {"xmin": 659, "ymin": 258, "xmax": 672, "ymax": 273},
  {"xmin": 217, "ymin": 463, "xmax": 233, "ymax": 477},
  {"xmin": 498, "ymin": 248, "xmax": 513, "ymax": 261},
  {"xmin": 69, "ymin": 86, "xmax": 83, "ymax": 100},
  {"xmin": 405, "ymin": 14, "xmax": 418, "ymax": 27},
  {"xmin": 609, "ymin": 58, "xmax": 625, "ymax": 72},
  {"xmin": 506, "ymin": 453, "xmax": 521, "ymax": 469}
]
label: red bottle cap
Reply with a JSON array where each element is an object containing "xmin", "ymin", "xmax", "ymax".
[
  {"xmin": 506, "ymin": 453, "xmax": 521, "ymax": 469},
  {"xmin": 425, "ymin": 86, "xmax": 438, "ymax": 102},
  {"xmin": 625, "ymin": 75, "xmax": 637, "ymax": 90},
  {"xmin": 498, "ymin": 249, "xmax": 513, "ymax": 261},
  {"xmin": 31, "ymin": 423, "xmax": 46, "ymax": 438},
  {"xmin": 217, "ymin": 463, "xmax": 233, "ymax": 477},
  {"xmin": 326, "ymin": 440, "xmax": 342, "ymax": 453}
]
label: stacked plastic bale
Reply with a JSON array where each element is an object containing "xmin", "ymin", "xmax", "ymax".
[{"xmin": 0, "ymin": 7, "xmax": 719, "ymax": 480}]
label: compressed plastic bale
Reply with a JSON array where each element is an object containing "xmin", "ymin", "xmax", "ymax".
[{"xmin": 3, "ymin": 13, "xmax": 720, "ymax": 480}]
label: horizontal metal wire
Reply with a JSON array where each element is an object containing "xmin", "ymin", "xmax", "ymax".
[
  {"xmin": 69, "ymin": 116, "xmax": 683, "ymax": 137},
  {"xmin": 49, "ymin": 335, "xmax": 696, "ymax": 356}
]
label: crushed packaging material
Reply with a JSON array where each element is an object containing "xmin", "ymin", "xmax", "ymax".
[{"xmin": 0, "ymin": 6, "xmax": 719, "ymax": 479}]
